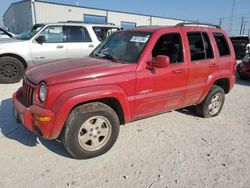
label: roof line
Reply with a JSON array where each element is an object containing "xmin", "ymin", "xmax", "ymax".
[{"xmin": 33, "ymin": 0, "xmax": 193, "ymax": 22}]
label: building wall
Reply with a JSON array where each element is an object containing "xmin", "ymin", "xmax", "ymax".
[
  {"xmin": 3, "ymin": 6, "xmax": 14, "ymax": 32},
  {"xmin": 3, "ymin": 1, "xmax": 33, "ymax": 33},
  {"xmin": 151, "ymin": 17, "xmax": 182, "ymax": 26},
  {"xmin": 4, "ymin": 0, "xmax": 185, "ymax": 33},
  {"xmin": 34, "ymin": 2, "xmax": 107, "ymax": 23},
  {"xmin": 33, "ymin": 1, "xmax": 184, "ymax": 27},
  {"xmin": 107, "ymin": 12, "xmax": 151, "ymax": 26}
]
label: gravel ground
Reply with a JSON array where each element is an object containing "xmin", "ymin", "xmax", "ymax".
[{"xmin": 0, "ymin": 74, "xmax": 250, "ymax": 188}]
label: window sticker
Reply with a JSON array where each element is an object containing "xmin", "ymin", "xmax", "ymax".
[
  {"xmin": 49, "ymin": 29, "xmax": 61, "ymax": 34},
  {"xmin": 130, "ymin": 35, "xmax": 149, "ymax": 43}
]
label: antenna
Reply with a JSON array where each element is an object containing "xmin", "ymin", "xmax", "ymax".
[{"xmin": 228, "ymin": 0, "xmax": 235, "ymax": 35}]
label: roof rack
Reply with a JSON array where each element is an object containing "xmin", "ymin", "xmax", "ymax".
[
  {"xmin": 58, "ymin": 20, "xmax": 115, "ymax": 25},
  {"xmin": 176, "ymin": 22, "xmax": 221, "ymax": 29}
]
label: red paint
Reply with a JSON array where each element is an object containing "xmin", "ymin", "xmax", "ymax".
[{"xmin": 13, "ymin": 26, "xmax": 236, "ymax": 139}]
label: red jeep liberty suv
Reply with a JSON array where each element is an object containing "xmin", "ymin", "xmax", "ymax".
[{"xmin": 13, "ymin": 23, "xmax": 236, "ymax": 159}]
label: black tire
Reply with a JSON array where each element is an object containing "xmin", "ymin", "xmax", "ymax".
[
  {"xmin": 62, "ymin": 102, "xmax": 120, "ymax": 159},
  {"xmin": 196, "ymin": 85, "xmax": 225, "ymax": 118},
  {"xmin": 0, "ymin": 56, "xmax": 25, "ymax": 83}
]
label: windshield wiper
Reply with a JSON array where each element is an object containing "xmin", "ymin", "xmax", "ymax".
[{"xmin": 91, "ymin": 52, "xmax": 117, "ymax": 62}]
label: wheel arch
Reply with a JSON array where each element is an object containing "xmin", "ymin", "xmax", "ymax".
[
  {"xmin": 69, "ymin": 97, "xmax": 125, "ymax": 126},
  {"xmin": 0, "ymin": 53, "xmax": 28, "ymax": 69},
  {"xmin": 49, "ymin": 85, "xmax": 132, "ymax": 139},
  {"xmin": 213, "ymin": 78, "xmax": 230, "ymax": 94}
]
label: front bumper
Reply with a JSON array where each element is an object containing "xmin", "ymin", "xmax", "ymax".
[{"xmin": 12, "ymin": 90, "xmax": 55, "ymax": 139}]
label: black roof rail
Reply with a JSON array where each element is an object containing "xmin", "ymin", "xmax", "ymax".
[
  {"xmin": 58, "ymin": 20, "xmax": 116, "ymax": 25},
  {"xmin": 176, "ymin": 22, "xmax": 221, "ymax": 29}
]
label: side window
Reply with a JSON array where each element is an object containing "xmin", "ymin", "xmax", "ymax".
[
  {"xmin": 213, "ymin": 33, "xmax": 230, "ymax": 56},
  {"xmin": 39, "ymin": 26, "xmax": 65, "ymax": 43},
  {"xmin": 202, "ymin": 33, "xmax": 214, "ymax": 59},
  {"xmin": 152, "ymin": 33, "xmax": 183, "ymax": 64},
  {"xmin": 93, "ymin": 27, "xmax": 118, "ymax": 41},
  {"xmin": 67, "ymin": 26, "xmax": 92, "ymax": 42},
  {"xmin": 121, "ymin": 22, "xmax": 136, "ymax": 30},
  {"xmin": 187, "ymin": 32, "xmax": 205, "ymax": 61},
  {"xmin": 187, "ymin": 32, "xmax": 214, "ymax": 61}
]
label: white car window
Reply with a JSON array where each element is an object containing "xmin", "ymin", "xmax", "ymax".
[{"xmin": 39, "ymin": 26, "xmax": 65, "ymax": 43}]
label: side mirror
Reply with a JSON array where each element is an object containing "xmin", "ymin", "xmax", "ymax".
[
  {"xmin": 36, "ymin": 35, "xmax": 46, "ymax": 44},
  {"xmin": 153, "ymin": 55, "xmax": 170, "ymax": 68}
]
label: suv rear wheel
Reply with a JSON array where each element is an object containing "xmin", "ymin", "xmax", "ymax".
[
  {"xmin": 0, "ymin": 56, "xmax": 25, "ymax": 83},
  {"xmin": 62, "ymin": 102, "xmax": 120, "ymax": 159},
  {"xmin": 196, "ymin": 85, "xmax": 225, "ymax": 118}
]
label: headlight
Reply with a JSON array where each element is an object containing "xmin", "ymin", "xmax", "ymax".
[{"xmin": 39, "ymin": 83, "xmax": 47, "ymax": 103}]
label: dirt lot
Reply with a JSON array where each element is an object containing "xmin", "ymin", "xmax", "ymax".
[{"xmin": 0, "ymin": 75, "xmax": 250, "ymax": 188}]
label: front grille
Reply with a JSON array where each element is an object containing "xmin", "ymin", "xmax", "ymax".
[{"xmin": 23, "ymin": 79, "xmax": 35, "ymax": 106}]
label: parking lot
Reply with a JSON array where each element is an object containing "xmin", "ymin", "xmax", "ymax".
[{"xmin": 0, "ymin": 73, "xmax": 249, "ymax": 188}]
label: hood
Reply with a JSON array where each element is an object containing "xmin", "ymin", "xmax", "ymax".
[
  {"xmin": 25, "ymin": 57, "xmax": 136, "ymax": 85},
  {"xmin": 0, "ymin": 39, "xmax": 27, "ymax": 50}
]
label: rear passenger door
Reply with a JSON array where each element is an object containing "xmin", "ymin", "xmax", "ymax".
[
  {"xmin": 183, "ymin": 31, "xmax": 217, "ymax": 106},
  {"xmin": 66, "ymin": 26, "xmax": 96, "ymax": 58}
]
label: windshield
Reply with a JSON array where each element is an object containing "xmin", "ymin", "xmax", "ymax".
[
  {"xmin": 90, "ymin": 31, "xmax": 151, "ymax": 64},
  {"xmin": 16, "ymin": 24, "xmax": 44, "ymax": 40}
]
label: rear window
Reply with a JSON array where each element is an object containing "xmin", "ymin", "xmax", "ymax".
[{"xmin": 213, "ymin": 33, "xmax": 230, "ymax": 56}]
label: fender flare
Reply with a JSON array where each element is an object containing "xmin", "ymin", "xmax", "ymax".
[
  {"xmin": 197, "ymin": 71, "xmax": 232, "ymax": 104},
  {"xmin": 49, "ymin": 85, "xmax": 132, "ymax": 138}
]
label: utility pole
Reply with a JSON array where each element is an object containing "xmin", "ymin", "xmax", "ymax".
[
  {"xmin": 228, "ymin": 0, "xmax": 235, "ymax": 34},
  {"xmin": 242, "ymin": 21, "xmax": 247, "ymax": 35},
  {"xmin": 219, "ymin": 18, "xmax": 224, "ymax": 27},
  {"xmin": 240, "ymin": 17, "xmax": 244, "ymax": 35}
]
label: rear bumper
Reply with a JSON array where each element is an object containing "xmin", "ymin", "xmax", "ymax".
[{"xmin": 12, "ymin": 90, "xmax": 55, "ymax": 139}]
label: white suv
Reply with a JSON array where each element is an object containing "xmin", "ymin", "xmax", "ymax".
[{"xmin": 0, "ymin": 22, "xmax": 120, "ymax": 83}]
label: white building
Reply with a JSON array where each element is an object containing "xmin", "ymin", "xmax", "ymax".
[{"xmin": 3, "ymin": 0, "xmax": 187, "ymax": 33}]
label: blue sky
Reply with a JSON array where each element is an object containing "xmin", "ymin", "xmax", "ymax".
[{"xmin": 1, "ymin": 0, "xmax": 250, "ymax": 35}]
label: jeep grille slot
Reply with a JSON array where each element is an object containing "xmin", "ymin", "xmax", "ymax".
[{"xmin": 23, "ymin": 80, "xmax": 34, "ymax": 107}]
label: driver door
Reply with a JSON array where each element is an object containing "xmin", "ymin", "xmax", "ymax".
[
  {"xmin": 135, "ymin": 32, "xmax": 188, "ymax": 118},
  {"xmin": 30, "ymin": 25, "xmax": 67, "ymax": 64}
]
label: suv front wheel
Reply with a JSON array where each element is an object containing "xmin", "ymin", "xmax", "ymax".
[
  {"xmin": 62, "ymin": 102, "xmax": 120, "ymax": 159},
  {"xmin": 196, "ymin": 85, "xmax": 225, "ymax": 118}
]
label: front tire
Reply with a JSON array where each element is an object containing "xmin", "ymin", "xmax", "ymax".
[
  {"xmin": 62, "ymin": 102, "xmax": 120, "ymax": 159},
  {"xmin": 0, "ymin": 56, "xmax": 25, "ymax": 83},
  {"xmin": 196, "ymin": 85, "xmax": 225, "ymax": 118}
]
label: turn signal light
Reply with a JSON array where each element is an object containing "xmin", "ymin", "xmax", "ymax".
[{"xmin": 33, "ymin": 115, "xmax": 52, "ymax": 122}]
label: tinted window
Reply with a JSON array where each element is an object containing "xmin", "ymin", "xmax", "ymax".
[
  {"xmin": 39, "ymin": 26, "xmax": 65, "ymax": 43},
  {"xmin": 121, "ymin": 22, "xmax": 136, "ymax": 30},
  {"xmin": 84, "ymin": 15, "xmax": 106, "ymax": 24},
  {"xmin": 152, "ymin": 33, "xmax": 183, "ymax": 63},
  {"xmin": 213, "ymin": 33, "xmax": 230, "ymax": 56},
  {"xmin": 202, "ymin": 33, "xmax": 214, "ymax": 59},
  {"xmin": 67, "ymin": 26, "xmax": 92, "ymax": 42},
  {"xmin": 187, "ymin": 32, "xmax": 214, "ymax": 61},
  {"xmin": 93, "ymin": 27, "xmax": 118, "ymax": 41}
]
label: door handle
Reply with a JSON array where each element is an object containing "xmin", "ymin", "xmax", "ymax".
[
  {"xmin": 57, "ymin": 45, "xmax": 64, "ymax": 49},
  {"xmin": 209, "ymin": 63, "xmax": 217, "ymax": 68},
  {"xmin": 88, "ymin": 44, "xmax": 94, "ymax": 48},
  {"xmin": 173, "ymin": 69, "xmax": 185, "ymax": 74}
]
